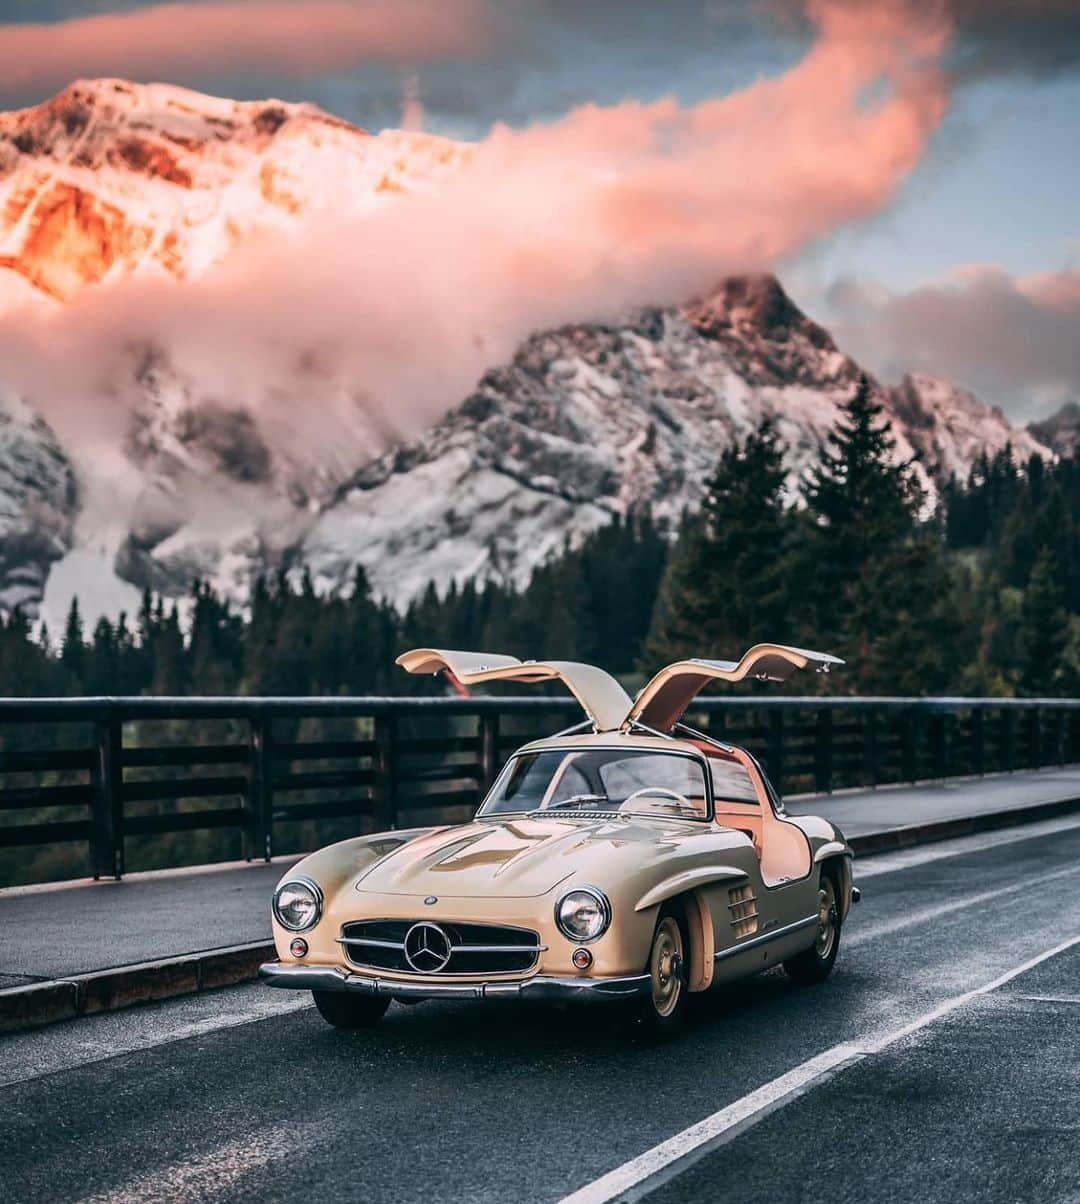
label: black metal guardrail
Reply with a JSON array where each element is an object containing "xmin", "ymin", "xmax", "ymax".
[{"xmin": 0, "ymin": 696, "xmax": 1076, "ymax": 884}]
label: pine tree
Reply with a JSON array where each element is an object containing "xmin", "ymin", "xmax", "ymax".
[
  {"xmin": 645, "ymin": 418, "xmax": 792, "ymax": 668},
  {"xmin": 1015, "ymin": 547, "xmax": 1071, "ymax": 696},
  {"xmin": 800, "ymin": 376, "xmax": 926, "ymax": 672},
  {"xmin": 60, "ymin": 597, "xmax": 86, "ymax": 693}
]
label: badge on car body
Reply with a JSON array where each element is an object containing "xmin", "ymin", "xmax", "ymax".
[{"xmin": 424, "ymin": 896, "xmax": 438, "ymax": 905}]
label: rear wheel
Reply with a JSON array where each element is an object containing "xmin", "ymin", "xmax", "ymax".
[
  {"xmin": 312, "ymin": 990, "xmax": 390, "ymax": 1029},
  {"xmin": 783, "ymin": 871, "xmax": 841, "ymax": 985},
  {"xmin": 636, "ymin": 905, "xmax": 689, "ymax": 1036}
]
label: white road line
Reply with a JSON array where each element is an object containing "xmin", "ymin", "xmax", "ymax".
[
  {"xmin": 557, "ymin": 1044, "xmax": 864, "ymax": 1204},
  {"xmin": 855, "ymin": 811, "xmax": 1080, "ymax": 879},
  {"xmin": 848, "ymin": 859, "xmax": 1080, "ymax": 947},
  {"xmin": 558, "ymin": 933, "xmax": 1080, "ymax": 1204},
  {"xmin": 866, "ymin": 932, "xmax": 1080, "ymax": 1055},
  {"xmin": 0, "ymin": 988, "xmax": 312, "ymax": 1087}
]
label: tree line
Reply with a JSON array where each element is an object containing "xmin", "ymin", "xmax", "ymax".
[{"xmin": 1, "ymin": 380, "xmax": 1076, "ymax": 699}]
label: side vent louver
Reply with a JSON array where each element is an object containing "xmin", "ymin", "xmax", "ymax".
[{"xmin": 728, "ymin": 884, "xmax": 759, "ymax": 939}]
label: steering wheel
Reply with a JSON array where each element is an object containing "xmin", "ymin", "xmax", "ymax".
[{"xmin": 620, "ymin": 787, "xmax": 694, "ymax": 811}]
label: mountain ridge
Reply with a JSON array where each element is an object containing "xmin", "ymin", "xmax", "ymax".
[
  {"xmin": 0, "ymin": 78, "xmax": 467, "ymax": 304},
  {"xmin": 0, "ymin": 79, "xmax": 1057, "ymax": 623}
]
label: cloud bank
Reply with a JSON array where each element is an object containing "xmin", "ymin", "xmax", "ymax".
[
  {"xmin": 0, "ymin": 1, "xmax": 496, "ymax": 101},
  {"xmin": 0, "ymin": 0, "xmax": 953, "ymax": 525},
  {"xmin": 828, "ymin": 265, "xmax": 1080, "ymax": 417}
]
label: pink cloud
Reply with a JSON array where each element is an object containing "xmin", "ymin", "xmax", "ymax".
[
  {"xmin": 828, "ymin": 265, "xmax": 1080, "ymax": 416},
  {"xmin": 0, "ymin": 1, "xmax": 954, "ymax": 511},
  {"xmin": 0, "ymin": 1, "xmax": 495, "ymax": 99}
]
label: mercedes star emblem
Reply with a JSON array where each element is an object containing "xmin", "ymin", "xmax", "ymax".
[{"xmin": 403, "ymin": 921, "xmax": 452, "ymax": 973}]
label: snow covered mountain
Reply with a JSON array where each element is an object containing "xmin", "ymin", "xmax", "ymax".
[
  {"xmin": 0, "ymin": 82, "xmax": 1055, "ymax": 621},
  {"xmin": 1029, "ymin": 402, "xmax": 1080, "ymax": 458},
  {"xmin": 0, "ymin": 79, "xmax": 467, "ymax": 305},
  {"xmin": 301, "ymin": 275, "xmax": 1050, "ymax": 607},
  {"xmin": 0, "ymin": 387, "xmax": 77, "ymax": 615}
]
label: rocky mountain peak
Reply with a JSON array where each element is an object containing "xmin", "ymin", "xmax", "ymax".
[
  {"xmin": 1028, "ymin": 401, "xmax": 1080, "ymax": 457},
  {"xmin": 0, "ymin": 78, "xmax": 469, "ymax": 305},
  {"xmin": 688, "ymin": 274, "xmax": 831, "ymax": 345}
]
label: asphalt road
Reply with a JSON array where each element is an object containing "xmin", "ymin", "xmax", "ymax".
[{"xmin": 3, "ymin": 817, "xmax": 1079, "ymax": 1204}]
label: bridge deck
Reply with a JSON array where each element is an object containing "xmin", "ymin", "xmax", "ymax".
[{"xmin": 1, "ymin": 767, "xmax": 1077, "ymax": 990}]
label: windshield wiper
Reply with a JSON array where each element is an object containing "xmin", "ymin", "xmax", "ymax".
[{"xmin": 540, "ymin": 794, "xmax": 608, "ymax": 810}]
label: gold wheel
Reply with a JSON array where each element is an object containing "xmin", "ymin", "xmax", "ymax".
[
  {"xmin": 650, "ymin": 915, "xmax": 685, "ymax": 1019},
  {"xmin": 814, "ymin": 877, "xmax": 838, "ymax": 960}
]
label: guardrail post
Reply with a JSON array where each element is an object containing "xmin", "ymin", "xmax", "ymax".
[
  {"xmin": 1030, "ymin": 706, "xmax": 1042, "ymax": 770},
  {"xmin": 1003, "ymin": 708, "xmax": 1016, "ymax": 773},
  {"xmin": 931, "ymin": 711, "xmax": 947, "ymax": 780},
  {"xmin": 767, "ymin": 709, "xmax": 785, "ymax": 794},
  {"xmin": 862, "ymin": 707, "xmax": 878, "ymax": 788},
  {"xmin": 92, "ymin": 714, "xmax": 123, "ymax": 880},
  {"xmin": 245, "ymin": 712, "xmax": 273, "ymax": 861},
  {"xmin": 901, "ymin": 707, "xmax": 916, "ymax": 783},
  {"xmin": 479, "ymin": 713, "xmax": 500, "ymax": 795},
  {"xmin": 373, "ymin": 713, "xmax": 398, "ymax": 830},
  {"xmin": 971, "ymin": 706, "xmax": 985, "ymax": 777},
  {"xmin": 814, "ymin": 708, "xmax": 833, "ymax": 794}
]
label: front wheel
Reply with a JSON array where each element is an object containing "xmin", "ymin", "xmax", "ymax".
[
  {"xmin": 635, "ymin": 906, "xmax": 690, "ymax": 1036},
  {"xmin": 783, "ymin": 871, "xmax": 841, "ymax": 985},
  {"xmin": 312, "ymin": 989, "xmax": 390, "ymax": 1029}
]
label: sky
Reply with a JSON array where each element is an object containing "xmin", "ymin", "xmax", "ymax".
[{"xmin": 0, "ymin": 0, "xmax": 1078, "ymax": 418}]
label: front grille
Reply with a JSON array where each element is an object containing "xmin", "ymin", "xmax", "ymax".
[{"xmin": 339, "ymin": 919, "xmax": 544, "ymax": 975}]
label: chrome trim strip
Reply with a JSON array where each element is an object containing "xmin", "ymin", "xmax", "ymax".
[
  {"xmin": 337, "ymin": 937, "xmax": 547, "ymax": 954},
  {"xmin": 727, "ymin": 898, "xmax": 757, "ymax": 910},
  {"xmin": 336, "ymin": 937, "xmax": 404, "ymax": 949},
  {"xmin": 259, "ymin": 963, "xmax": 650, "ymax": 1003},
  {"xmin": 625, "ymin": 719, "xmax": 676, "ymax": 741},
  {"xmin": 728, "ymin": 911, "xmax": 759, "ymax": 924},
  {"xmin": 552, "ymin": 720, "xmax": 593, "ymax": 738},
  {"xmin": 714, "ymin": 914, "xmax": 818, "ymax": 961},
  {"xmin": 673, "ymin": 721, "xmax": 737, "ymax": 754},
  {"xmin": 449, "ymin": 943, "xmax": 549, "ymax": 954}
]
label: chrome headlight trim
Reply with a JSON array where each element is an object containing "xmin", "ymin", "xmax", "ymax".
[
  {"xmin": 272, "ymin": 875, "xmax": 324, "ymax": 933},
  {"xmin": 554, "ymin": 885, "xmax": 612, "ymax": 944}
]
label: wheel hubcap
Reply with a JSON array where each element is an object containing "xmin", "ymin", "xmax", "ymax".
[
  {"xmin": 651, "ymin": 917, "xmax": 684, "ymax": 1018},
  {"xmin": 815, "ymin": 879, "xmax": 838, "ymax": 959}
]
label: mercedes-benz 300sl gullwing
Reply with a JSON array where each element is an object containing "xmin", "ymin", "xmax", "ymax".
[{"xmin": 260, "ymin": 644, "xmax": 860, "ymax": 1033}]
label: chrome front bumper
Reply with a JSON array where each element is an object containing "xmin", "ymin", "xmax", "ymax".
[{"xmin": 259, "ymin": 962, "xmax": 650, "ymax": 1003}]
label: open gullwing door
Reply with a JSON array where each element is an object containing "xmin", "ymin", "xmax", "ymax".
[
  {"xmin": 396, "ymin": 649, "xmax": 633, "ymax": 733},
  {"xmin": 627, "ymin": 644, "xmax": 844, "ymax": 733}
]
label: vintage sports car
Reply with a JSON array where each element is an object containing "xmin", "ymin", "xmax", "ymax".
[{"xmin": 260, "ymin": 644, "xmax": 860, "ymax": 1032}]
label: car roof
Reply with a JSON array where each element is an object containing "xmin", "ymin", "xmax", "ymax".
[{"xmin": 516, "ymin": 731, "xmax": 721, "ymax": 758}]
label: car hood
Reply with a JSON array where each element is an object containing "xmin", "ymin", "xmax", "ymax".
[{"xmin": 354, "ymin": 815, "xmax": 648, "ymax": 899}]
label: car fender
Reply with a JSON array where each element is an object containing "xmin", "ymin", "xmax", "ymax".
[
  {"xmin": 633, "ymin": 865, "xmax": 748, "ymax": 912},
  {"xmin": 812, "ymin": 839, "xmax": 849, "ymax": 865},
  {"xmin": 811, "ymin": 840, "xmax": 855, "ymax": 923}
]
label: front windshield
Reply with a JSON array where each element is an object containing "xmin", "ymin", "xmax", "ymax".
[{"xmin": 478, "ymin": 748, "xmax": 709, "ymax": 820}]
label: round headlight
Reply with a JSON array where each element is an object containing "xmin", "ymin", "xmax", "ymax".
[
  {"xmin": 556, "ymin": 887, "xmax": 611, "ymax": 943},
  {"xmin": 273, "ymin": 877, "xmax": 322, "ymax": 932}
]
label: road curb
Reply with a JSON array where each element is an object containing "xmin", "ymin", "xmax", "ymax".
[
  {"xmin": 848, "ymin": 794, "xmax": 1080, "ymax": 856},
  {"xmin": 0, "ymin": 940, "xmax": 273, "ymax": 1036},
  {"xmin": 3, "ymin": 794, "xmax": 1079, "ymax": 1037}
]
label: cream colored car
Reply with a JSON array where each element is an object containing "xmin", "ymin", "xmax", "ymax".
[{"xmin": 260, "ymin": 644, "xmax": 859, "ymax": 1032}]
